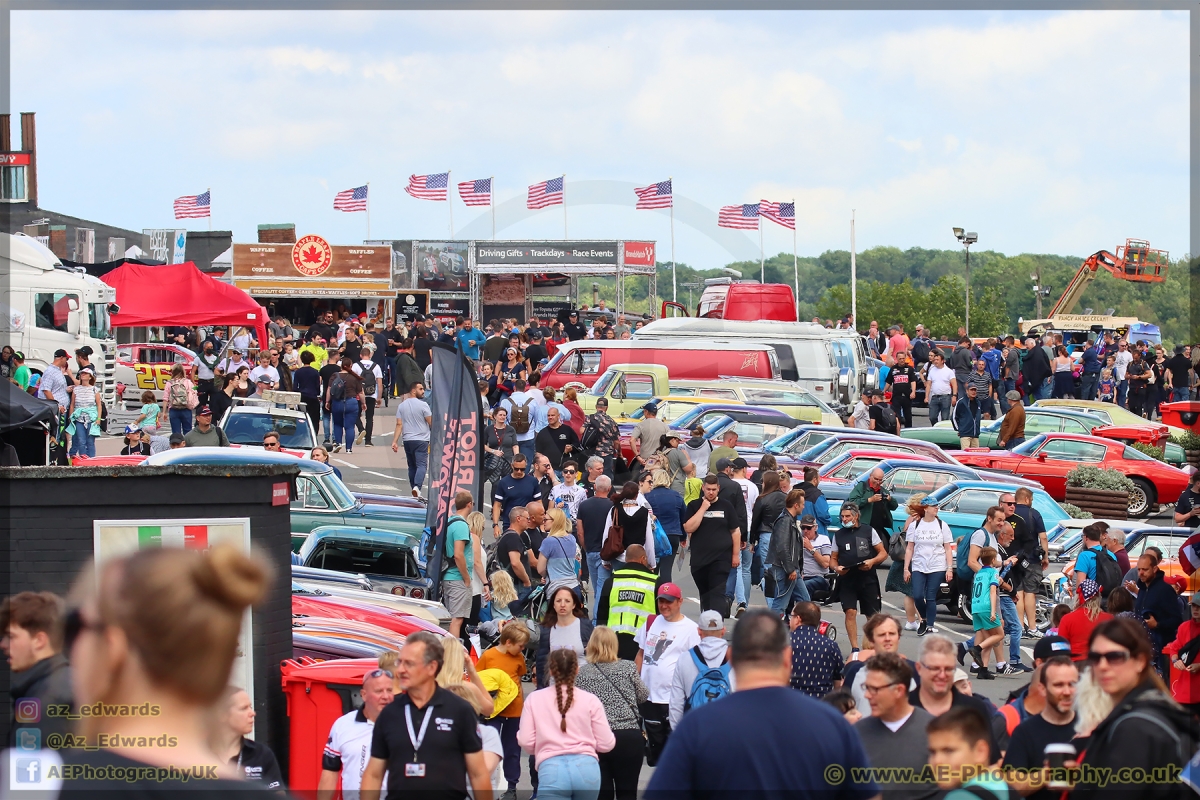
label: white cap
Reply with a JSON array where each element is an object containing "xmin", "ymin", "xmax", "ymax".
[{"xmin": 697, "ymin": 610, "xmax": 725, "ymax": 632}]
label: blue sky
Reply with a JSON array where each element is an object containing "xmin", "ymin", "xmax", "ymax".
[{"xmin": 12, "ymin": 9, "xmax": 1188, "ymax": 268}]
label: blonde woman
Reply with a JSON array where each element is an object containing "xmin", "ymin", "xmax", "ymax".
[
  {"xmin": 574, "ymin": 627, "xmax": 648, "ymax": 800},
  {"xmin": 489, "ymin": 570, "xmax": 518, "ymax": 623},
  {"xmin": 903, "ymin": 494, "xmax": 954, "ymax": 635},
  {"xmin": 467, "ymin": 511, "xmax": 492, "ymax": 620},
  {"xmin": 537, "ymin": 508, "xmax": 581, "ymax": 597},
  {"xmin": 437, "ymin": 635, "xmax": 495, "ymax": 713}
]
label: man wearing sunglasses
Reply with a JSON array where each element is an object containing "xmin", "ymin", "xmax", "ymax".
[
  {"xmin": 2, "ymin": 591, "xmax": 74, "ymax": 747},
  {"xmin": 262, "ymin": 431, "xmax": 282, "ymax": 452},
  {"xmin": 910, "ymin": 635, "xmax": 1003, "ymax": 762},
  {"xmin": 319, "ymin": 668, "xmax": 395, "ymax": 800}
]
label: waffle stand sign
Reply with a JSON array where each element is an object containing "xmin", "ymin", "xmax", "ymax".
[{"xmin": 232, "ymin": 236, "xmax": 392, "ymax": 298}]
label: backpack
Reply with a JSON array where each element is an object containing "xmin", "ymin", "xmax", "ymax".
[
  {"xmin": 511, "ymin": 398, "xmax": 534, "ymax": 434},
  {"xmin": 580, "ymin": 416, "xmax": 602, "ymax": 451},
  {"xmin": 360, "ymin": 363, "xmax": 377, "ymax": 397},
  {"xmin": 168, "ymin": 380, "xmax": 190, "ymax": 410},
  {"xmin": 1092, "ymin": 547, "xmax": 1123, "ymax": 601},
  {"xmin": 328, "ymin": 373, "xmax": 347, "ymax": 402},
  {"xmin": 956, "ymin": 529, "xmax": 992, "ymax": 581},
  {"xmin": 684, "ymin": 646, "xmax": 732, "ymax": 713},
  {"xmin": 876, "ymin": 403, "xmax": 898, "ymax": 433}
]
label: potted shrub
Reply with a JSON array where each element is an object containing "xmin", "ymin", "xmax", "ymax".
[
  {"xmin": 1130, "ymin": 442, "xmax": 1165, "ymax": 462},
  {"xmin": 1173, "ymin": 431, "xmax": 1200, "ymax": 468},
  {"xmin": 1064, "ymin": 465, "xmax": 1135, "ymax": 520},
  {"xmin": 1059, "ymin": 502, "xmax": 1093, "ymax": 520}
]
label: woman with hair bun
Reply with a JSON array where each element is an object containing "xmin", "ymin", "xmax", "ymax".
[
  {"xmin": 58, "ymin": 543, "xmax": 271, "ymax": 797},
  {"xmin": 518, "ymin": 649, "xmax": 615, "ymax": 800}
]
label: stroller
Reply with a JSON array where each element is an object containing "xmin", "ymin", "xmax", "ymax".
[{"xmin": 472, "ymin": 582, "xmax": 548, "ymax": 683}]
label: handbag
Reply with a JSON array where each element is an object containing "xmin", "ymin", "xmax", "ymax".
[
  {"xmin": 595, "ymin": 662, "xmax": 646, "ymax": 739},
  {"xmin": 600, "ymin": 507, "xmax": 625, "ymax": 561},
  {"xmin": 888, "ymin": 525, "xmax": 908, "ymax": 562}
]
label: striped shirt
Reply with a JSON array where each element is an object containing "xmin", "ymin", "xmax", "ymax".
[{"xmin": 966, "ymin": 371, "xmax": 993, "ymax": 395}]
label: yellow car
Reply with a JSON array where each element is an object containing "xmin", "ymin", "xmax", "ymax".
[
  {"xmin": 614, "ymin": 397, "xmax": 742, "ymax": 424},
  {"xmin": 1033, "ymin": 399, "xmax": 1190, "ymax": 439}
]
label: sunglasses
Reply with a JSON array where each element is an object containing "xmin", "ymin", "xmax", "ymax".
[
  {"xmin": 1087, "ymin": 650, "xmax": 1132, "ymax": 666},
  {"xmin": 511, "ymin": 467, "xmax": 526, "ymax": 473},
  {"xmin": 63, "ymin": 607, "xmax": 105, "ymax": 654},
  {"xmin": 365, "ymin": 668, "xmax": 394, "ymax": 679},
  {"xmin": 563, "ymin": 469, "xmax": 577, "ymax": 475}
]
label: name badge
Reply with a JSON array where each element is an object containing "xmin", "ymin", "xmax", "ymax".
[{"xmin": 406, "ymin": 763, "xmax": 427, "ymax": 777}]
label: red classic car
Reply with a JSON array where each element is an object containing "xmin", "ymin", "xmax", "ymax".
[
  {"xmin": 817, "ymin": 449, "xmax": 950, "ymax": 484},
  {"xmin": 951, "ymin": 433, "xmax": 1189, "ymax": 517}
]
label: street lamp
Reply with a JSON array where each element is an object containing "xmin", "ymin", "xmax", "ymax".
[{"xmin": 953, "ymin": 228, "xmax": 978, "ymax": 336}]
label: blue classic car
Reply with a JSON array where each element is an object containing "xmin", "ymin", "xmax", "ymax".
[{"xmin": 822, "ymin": 459, "xmax": 1043, "ymax": 511}]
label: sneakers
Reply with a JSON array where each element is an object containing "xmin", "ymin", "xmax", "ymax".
[
  {"xmin": 411, "ymin": 487, "xmax": 421, "ymax": 498},
  {"xmin": 975, "ymin": 667, "xmax": 995, "ymax": 680},
  {"xmin": 968, "ymin": 644, "xmax": 984, "ymax": 667},
  {"xmin": 364, "ymin": 441, "xmax": 374, "ymax": 447},
  {"xmin": 928, "ymin": 626, "xmax": 939, "ymax": 634},
  {"xmin": 331, "ymin": 444, "xmax": 343, "ymax": 453},
  {"xmin": 904, "ymin": 621, "xmax": 921, "ymax": 631},
  {"xmin": 1028, "ymin": 628, "xmax": 1044, "ymax": 639},
  {"xmin": 917, "ymin": 622, "xmax": 928, "ymax": 636},
  {"xmin": 1021, "ymin": 628, "xmax": 1036, "ymax": 640},
  {"xmin": 735, "ymin": 603, "xmax": 747, "ymax": 618},
  {"xmin": 1008, "ymin": 661, "xmax": 1034, "ymax": 673},
  {"xmin": 355, "ymin": 430, "xmax": 366, "ymax": 445},
  {"xmin": 957, "ymin": 641, "xmax": 969, "ymax": 666}
]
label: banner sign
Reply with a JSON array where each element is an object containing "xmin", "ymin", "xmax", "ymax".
[
  {"xmin": 231, "ymin": 239, "xmax": 391, "ymax": 283},
  {"xmin": 532, "ymin": 301, "xmax": 571, "ymax": 319},
  {"xmin": 424, "ymin": 343, "xmax": 483, "ymax": 601},
  {"xmin": 429, "ymin": 296, "xmax": 471, "ymax": 322},
  {"xmin": 143, "ymin": 228, "xmax": 187, "ymax": 264},
  {"xmin": 365, "ymin": 239, "xmax": 413, "ymax": 290},
  {"xmin": 396, "ymin": 290, "xmax": 431, "ymax": 322},
  {"xmin": 475, "ymin": 241, "xmax": 619, "ymax": 266},
  {"xmin": 623, "ymin": 241, "xmax": 656, "ymax": 267},
  {"xmin": 415, "ymin": 241, "xmax": 470, "ymax": 291},
  {"xmin": 0, "ymin": 152, "xmax": 31, "ymax": 166}
]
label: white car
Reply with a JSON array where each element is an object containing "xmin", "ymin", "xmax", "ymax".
[
  {"xmin": 1042, "ymin": 518, "xmax": 1153, "ymax": 601},
  {"xmin": 219, "ymin": 397, "xmax": 315, "ymax": 458}
]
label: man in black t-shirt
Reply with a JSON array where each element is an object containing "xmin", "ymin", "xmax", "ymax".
[
  {"xmin": 885, "ymin": 354, "xmax": 920, "ymax": 429},
  {"xmin": 363, "ymin": 632, "xmax": 488, "ymax": 800},
  {"xmin": 578, "ymin": 476, "xmax": 614, "ymax": 623},
  {"xmin": 495, "ymin": 506, "xmax": 538, "ymax": 612},
  {"xmin": 317, "ymin": 359, "xmax": 343, "ymax": 445},
  {"xmin": 563, "ymin": 310, "xmax": 587, "ymax": 341},
  {"xmin": 524, "ymin": 332, "xmax": 548, "ymax": 372},
  {"xmin": 413, "ymin": 326, "xmax": 434, "ymax": 370},
  {"xmin": 683, "ymin": 474, "xmax": 742, "ymax": 617},
  {"xmin": 535, "ymin": 407, "xmax": 580, "ymax": 468},
  {"xmin": 1002, "ymin": 657, "xmax": 1079, "ymax": 800},
  {"xmin": 1174, "ymin": 471, "xmax": 1200, "ymax": 528}
]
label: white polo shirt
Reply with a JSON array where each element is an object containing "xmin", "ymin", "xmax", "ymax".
[{"xmin": 323, "ymin": 708, "xmax": 387, "ymax": 796}]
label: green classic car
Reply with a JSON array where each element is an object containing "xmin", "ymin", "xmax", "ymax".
[{"xmin": 144, "ymin": 447, "xmax": 426, "ymax": 551}]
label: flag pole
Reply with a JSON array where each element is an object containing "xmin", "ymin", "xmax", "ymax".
[
  {"xmin": 850, "ymin": 209, "xmax": 857, "ymax": 327},
  {"xmin": 670, "ymin": 176, "xmax": 676, "ymax": 303},
  {"xmin": 562, "ymin": 174, "xmax": 567, "ymax": 239},
  {"xmin": 448, "ymin": 171, "xmax": 454, "ymax": 239},
  {"xmin": 792, "ymin": 198, "xmax": 799, "ymax": 320},
  {"xmin": 759, "ymin": 218, "xmax": 764, "ymax": 283},
  {"xmin": 366, "ymin": 182, "xmax": 371, "ymax": 240},
  {"xmin": 207, "ymin": 188, "xmax": 211, "ymax": 231},
  {"xmin": 490, "ymin": 176, "xmax": 496, "ymax": 239}
]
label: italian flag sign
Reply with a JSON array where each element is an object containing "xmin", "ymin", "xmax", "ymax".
[{"xmin": 136, "ymin": 524, "xmax": 211, "ymax": 550}]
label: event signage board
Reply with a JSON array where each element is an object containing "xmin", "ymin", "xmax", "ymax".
[
  {"xmin": 428, "ymin": 296, "xmax": 470, "ymax": 322},
  {"xmin": 396, "ymin": 290, "xmax": 431, "ymax": 322},
  {"xmin": 414, "ymin": 241, "xmax": 470, "ymax": 291},
  {"xmin": 231, "ymin": 237, "xmax": 392, "ymax": 297},
  {"xmin": 474, "ymin": 241, "xmax": 620, "ymax": 266},
  {"xmin": 623, "ymin": 241, "xmax": 656, "ymax": 267},
  {"xmin": 143, "ymin": 228, "xmax": 187, "ymax": 264}
]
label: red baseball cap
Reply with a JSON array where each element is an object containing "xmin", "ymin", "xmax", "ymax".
[
  {"xmin": 656, "ymin": 583, "xmax": 683, "ymax": 601},
  {"xmin": 1164, "ymin": 575, "xmax": 1188, "ymax": 591}
]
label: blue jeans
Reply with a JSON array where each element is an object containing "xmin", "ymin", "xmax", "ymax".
[
  {"xmin": 331, "ymin": 398, "xmax": 359, "ymax": 451},
  {"xmin": 1005, "ymin": 437, "xmax": 1025, "ymax": 450},
  {"xmin": 69, "ymin": 423, "xmax": 95, "ymax": 457},
  {"xmin": 1116, "ymin": 379, "xmax": 1129, "ymax": 408},
  {"xmin": 911, "ymin": 570, "xmax": 943, "ymax": 629},
  {"xmin": 518, "ymin": 438, "xmax": 537, "ymax": 466},
  {"xmin": 536, "ymin": 753, "xmax": 601, "ymax": 800},
  {"xmin": 726, "ymin": 545, "xmax": 751, "ymax": 606},
  {"xmin": 168, "ymin": 407, "xmax": 192, "ymax": 436},
  {"xmin": 1080, "ymin": 372, "xmax": 1100, "ymax": 401},
  {"xmin": 766, "ymin": 565, "xmax": 811, "ymax": 615},
  {"xmin": 995, "ymin": 380, "xmax": 1009, "ymax": 414},
  {"xmin": 928, "ymin": 394, "xmax": 951, "ymax": 425},
  {"xmin": 804, "ymin": 574, "xmax": 830, "ymax": 599},
  {"xmin": 321, "ymin": 407, "xmax": 333, "ymax": 441},
  {"xmin": 1000, "ymin": 594, "xmax": 1021, "ymax": 664},
  {"xmin": 755, "ymin": 532, "xmax": 772, "ymax": 589},
  {"xmin": 403, "ymin": 438, "xmax": 429, "ymax": 493},
  {"xmin": 1171, "ymin": 387, "xmax": 1190, "ymax": 403},
  {"xmin": 586, "ymin": 552, "xmax": 612, "ymax": 624}
]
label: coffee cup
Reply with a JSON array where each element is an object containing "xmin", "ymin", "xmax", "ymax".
[{"xmin": 1044, "ymin": 743, "xmax": 1076, "ymax": 788}]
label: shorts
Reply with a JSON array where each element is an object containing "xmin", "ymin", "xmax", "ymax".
[
  {"xmin": 1019, "ymin": 564, "xmax": 1044, "ymax": 594},
  {"xmin": 442, "ymin": 579, "xmax": 473, "ymax": 619},
  {"xmin": 839, "ymin": 568, "xmax": 882, "ymax": 615},
  {"xmin": 972, "ymin": 611, "xmax": 1000, "ymax": 631}
]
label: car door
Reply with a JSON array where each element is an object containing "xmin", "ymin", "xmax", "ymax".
[
  {"xmin": 938, "ymin": 488, "xmax": 1003, "ymax": 540},
  {"xmin": 1018, "ymin": 438, "xmax": 1107, "ymax": 498},
  {"xmin": 290, "ymin": 475, "xmax": 345, "ymax": 549}
]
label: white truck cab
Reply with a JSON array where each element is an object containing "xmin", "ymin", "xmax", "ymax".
[{"xmin": 1, "ymin": 232, "xmax": 118, "ymax": 405}]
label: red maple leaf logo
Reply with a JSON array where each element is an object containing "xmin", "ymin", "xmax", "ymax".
[{"xmin": 301, "ymin": 245, "xmax": 323, "ymax": 263}]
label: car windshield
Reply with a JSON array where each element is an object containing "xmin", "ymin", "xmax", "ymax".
[
  {"xmin": 222, "ymin": 412, "xmax": 315, "ymax": 448},
  {"xmin": 1122, "ymin": 445, "xmax": 1155, "ymax": 462},
  {"xmin": 89, "ymin": 303, "xmax": 112, "ymax": 339},
  {"xmin": 317, "ymin": 473, "xmax": 358, "ymax": 511},
  {"xmin": 589, "ymin": 368, "xmax": 617, "ymax": 397},
  {"xmin": 1009, "ymin": 434, "xmax": 1048, "ymax": 456}
]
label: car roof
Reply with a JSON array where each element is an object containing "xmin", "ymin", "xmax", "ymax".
[
  {"xmin": 225, "ymin": 404, "xmax": 309, "ymax": 418},
  {"xmin": 875, "ymin": 459, "xmax": 976, "ymax": 475},
  {"xmin": 145, "ymin": 447, "xmax": 331, "ymax": 474},
  {"xmin": 308, "ymin": 525, "xmax": 419, "ymax": 546},
  {"xmin": 930, "ymin": 479, "xmax": 1049, "ymax": 495},
  {"xmin": 682, "ymin": 403, "xmax": 787, "ymax": 417},
  {"xmin": 1023, "ymin": 432, "xmax": 1123, "ymax": 446}
]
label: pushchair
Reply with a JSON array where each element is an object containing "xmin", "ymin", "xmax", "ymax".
[{"xmin": 472, "ymin": 582, "xmax": 547, "ymax": 682}]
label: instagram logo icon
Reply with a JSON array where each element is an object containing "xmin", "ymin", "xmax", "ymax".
[{"xmin": 15, "ymin": 698, "xmax": 40, "ymax": 723}]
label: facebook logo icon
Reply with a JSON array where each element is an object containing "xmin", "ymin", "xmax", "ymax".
[{"xmin": 15, "ymin": 758, "xmax": 41, "ymax": 783}]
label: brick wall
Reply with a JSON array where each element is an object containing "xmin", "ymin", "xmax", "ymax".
[{"xmin": 0, "ymin": 465, "xmax": 298, "ymax": 781}]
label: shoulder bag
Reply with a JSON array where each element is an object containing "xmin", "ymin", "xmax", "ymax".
[{"xmin": 600, "ymin": 506, "xmax": 625, "ymax": 561}]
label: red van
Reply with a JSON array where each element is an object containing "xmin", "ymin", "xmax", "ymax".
[
  {"xmin": 541, "ymin": 340, "xmax": 780, "ymax": 391},
  {"xmin": 661, "ymin": 280, "xmax": 797, "ymax": 322}
]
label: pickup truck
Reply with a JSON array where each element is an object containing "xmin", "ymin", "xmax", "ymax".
[{"xmin": 578, "ymin": 364, "xmax": 842, "ymax": 425}]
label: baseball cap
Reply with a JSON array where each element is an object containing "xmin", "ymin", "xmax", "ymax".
[
  {"xmin": 124, "ymin": 424, "xmax": 138, "ymax": 434},
  {"xmin": 1164, "ymin": 575, "xmax": 1188, "ymax": 591},
  {"xmin": 731, "ymin": 457, "xmax": 748, "ymax": 471},
  {"xmin": 656, "ymin": 583, "xmax": 683, "ymax": 601},
  {"xmin": 1033, "ymin": 635, "xmax": 1072, "ymax": 662},
  {"xmin": 75, "ymin": 345, "xmax": 93, "ymax": 356},
  {"xmin": 666, "ymin": 431, "xmax": 682, "ymax": 441},
  {"xmin": 715, "ymin": 457, "xmax": 733, "ymax": 472},
  {"xmin": 800, "ymin": 514, "xmax": 817, "ymax": 527},
  {"xmin": 920, "ymin": 496, "xmax": 941, "ymax": 507},
  {"xmin": 697, "ymin": 610, "xmax": 725, "ymax": 631},
  {"xmin": 168, "ymin": 433, "xmax": 186, "ymax": 445},
  {"xmin": 953, "ymin": 668, "xmax": 970, "ymax": 685},
  {"xmin": 12, "ymin": 351, "xmax": 23, "ymax": 360},
  {"xmin": 196, "ymin": 405, "xmax": 212, "ymax": 416},
  {"xmin": 1191, "ymin": 592, "xmax": 1200, "ymax": 607},
  {"xmin": 53, "ymin": 349, "xmax": 69, "ymax": 359},
  {"xmin": 642, "ymin": 400, "xmax": 660, "ymax": 413}
]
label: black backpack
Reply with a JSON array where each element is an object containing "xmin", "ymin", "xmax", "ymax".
[
  {"xmin": 360, "ymin": 363, "xmax": 377, "ymax": 397},
  {"xmin": 328, "ymin": 373, "xmax": 347, "ymax": 402},
  {"xmin": 876, "ymin": 403, "xmax": 898, "ymax": 433},
  {"xmin": 1093, "ymin": 547, "xmax": 1123, "ymax": 602},
  {"xmin": 580, "ymin": 416, "xmax": 602, "ymax": 451}
]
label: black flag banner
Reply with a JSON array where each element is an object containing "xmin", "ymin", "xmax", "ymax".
[{"xmin": 424, "ymin": 342, "xmax": 483, "ymax": 601}]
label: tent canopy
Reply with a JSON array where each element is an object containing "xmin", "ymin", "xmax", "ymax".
[
  {"xmin": 0, "ymin": 379, "xmax": 58, "ymax": 433},
  {"xmin": 101, "ymin": 261, "xmax": 269, "ymax": 346}
]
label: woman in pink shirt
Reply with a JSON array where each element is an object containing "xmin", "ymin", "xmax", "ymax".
[{"xmin": 518, "ymin": 649, "xmax": 615, "ymax": 799}]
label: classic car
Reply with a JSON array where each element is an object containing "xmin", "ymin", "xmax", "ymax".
[
  {"xmin": 296, "ymin": 525, "xmax": 430, "ymax": 599},
  {"xmin": 823, "ymin": 459, "xmax": 1043, "ymax": 512},
  {"xmin": 1045, "ymin": 526, "xmax": 1199, "ymax": 602},
  {"xmin": 114, "ymin": 342, "xmax": 198, "ymax": 406},
  {"xmin": 951, "ymin": 433, "xmax": 1190, "ymax": 517}
]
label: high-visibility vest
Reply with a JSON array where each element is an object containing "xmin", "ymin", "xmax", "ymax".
[{"xmin": 606, "ymin": 567, "xmax": 657, "ymax": 636}]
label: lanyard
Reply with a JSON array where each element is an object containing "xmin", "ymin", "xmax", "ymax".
[{"xmin": 405, "ymin": 703, "xmax": 433, "ymax": 758}]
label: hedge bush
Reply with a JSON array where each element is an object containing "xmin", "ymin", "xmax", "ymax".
[
  {"xmin": 1059, "ymin": 503, "xmax": 1093, "ymax": 520},
  {"xmin": 1171, "ymin": 430, "xmax": 1200, "ymax": 451},
  {"xmin": 1130, "ymin": 443, "xmax": 1166, "ymax": 462},
  {"xmin": 1065, "ymin": 464, "xmax": 1136, "ymax": 493}
]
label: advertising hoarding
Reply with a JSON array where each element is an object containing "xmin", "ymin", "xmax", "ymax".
[
  {"xmin": 474, "ymin": 241, "xmax": 619, "ymax": 266},
  {"xmin": 231, "ymin": 236, "xmax": 392, "ymax": 297},
  {"xmin": 414, "ymin": 241, "xmax": 470, "ymax": 291}
]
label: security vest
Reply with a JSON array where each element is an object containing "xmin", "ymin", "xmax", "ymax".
[{"xmin": 606, "ymin": 566, "xmax": 657, "ymax": 636}]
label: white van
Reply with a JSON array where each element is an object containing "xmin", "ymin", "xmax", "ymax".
[{"xmin": 634, "ymin": 317, "xmax": 868, "ymax": 412}]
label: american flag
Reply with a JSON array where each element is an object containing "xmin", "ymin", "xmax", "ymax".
[
  {"xmin": 405, "ymin": 173, "xmax": 449, "ymax": 201},
  {"xmin": 458, "ymin": 178, "xmax": 492, "ymax": 206},
  {"xmin": 173, "ymin": 191, "xmax": 210, "ymax": 219},
  {"xmin": 333, "ymin": 185, "xmax": 368, "ymax": 212},
  {"xmin": 760, "ymin": 200, "xmax": 796, "ymax": 230},
  {"xmin": 634, "ymin": 179, "xmax": 673, "ymax": 209},
  {"xmin": 527, "ymin": 176, "xmax": 564, "ymax": 209},
  {"xmin": 718, "ymin": 203, "xmax": 759, "ymax": 230}
]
